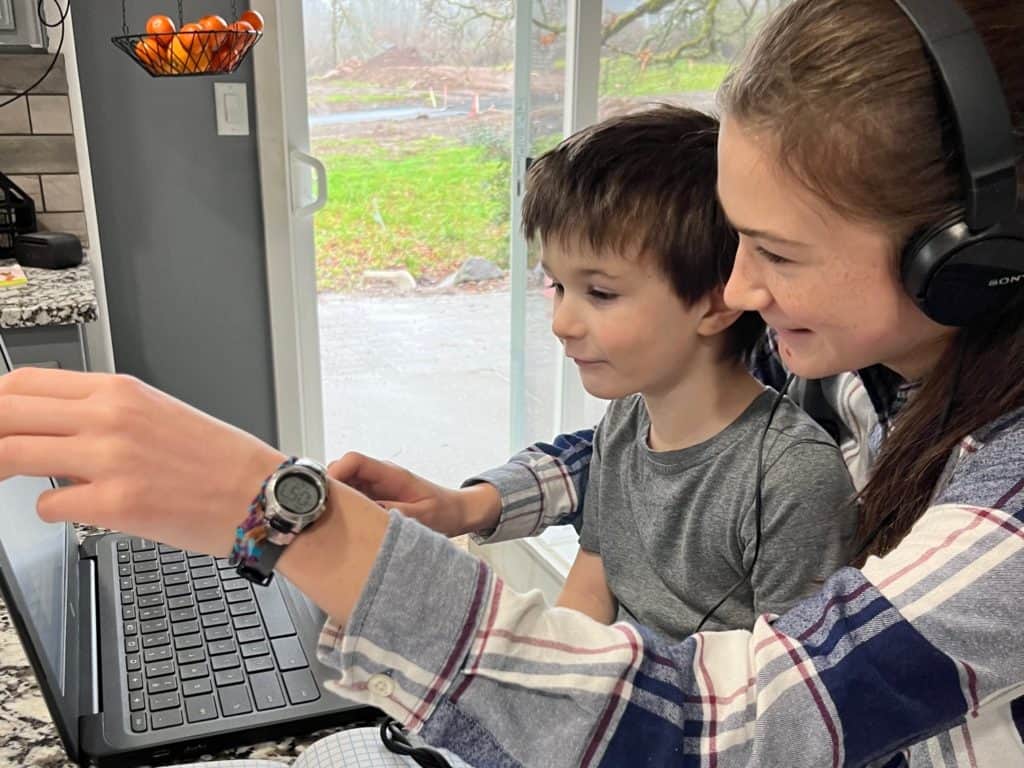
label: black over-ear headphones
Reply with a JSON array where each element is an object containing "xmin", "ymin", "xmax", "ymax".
[{"xmin": 895, "ymin": 0, "xmax": 1024, "ymax": 327}]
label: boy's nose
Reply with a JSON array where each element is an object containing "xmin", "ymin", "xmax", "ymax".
[
  {"xmin": 551, "ymin": 297, "xmax": 584, "ymax": 341},
  {"xmin": 724, "ymin": 243, "xmax": 773, "ymax": 313}
]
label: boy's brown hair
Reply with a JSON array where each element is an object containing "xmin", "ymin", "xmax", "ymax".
[{"xmin": 522, "ymin": 104, "xmax": 763, "ymax": 362}]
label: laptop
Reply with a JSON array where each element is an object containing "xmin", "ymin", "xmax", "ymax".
[{"xmin": 0, "ymin": 336, "xmax": 381, "ymax": 767}]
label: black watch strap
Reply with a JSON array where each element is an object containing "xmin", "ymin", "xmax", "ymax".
[{"xmin": 234, "ymin": 540, "xmax": 285, "ymax": 587}]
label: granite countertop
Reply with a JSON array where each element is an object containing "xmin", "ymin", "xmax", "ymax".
[
  {"xmin": 0, "ymin": 257, "xmax": 98, "ymax": 329},
  {"xmin": 0, "ymin": 526, "xmax": 353, "ymax": 767}
]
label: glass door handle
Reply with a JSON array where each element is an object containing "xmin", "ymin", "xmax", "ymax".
[{"xmin": 290, "ymin": 148, "xmax": 328, "ymax": 217}]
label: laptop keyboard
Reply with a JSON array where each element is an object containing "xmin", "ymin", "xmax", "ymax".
[{"xmin": 116, "ymin": 537, "xmax": 321, "ymax": 733}]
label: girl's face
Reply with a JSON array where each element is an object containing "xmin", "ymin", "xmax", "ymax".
[{"xmin": 716, "ymin": 116, "xmax": 956, "ymax": 381}]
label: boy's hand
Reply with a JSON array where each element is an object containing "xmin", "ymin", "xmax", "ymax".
[{"xmin": 327, "ymin": 452, "xmax": 501, "ymax": 536}]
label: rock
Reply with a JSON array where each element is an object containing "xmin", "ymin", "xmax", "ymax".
[
  {"xmin": 454, "ymin": 257, "xmax": 503, "ymax": 284},
  {"xmin": 361, "ymin": 269, "xmax": 417, "ymax": 293}
]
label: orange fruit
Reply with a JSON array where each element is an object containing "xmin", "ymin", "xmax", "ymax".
[
  {"xmin": 198, "ymin": 15, "xmax": 229, "ymax": 51},
  {"xmin": 227, "ymin": 19, "xmax": 255, "ymax": 61},
  {"xmin": 145, "ymin": 14, "xmax": 176, "ymax": 47},
  {"xmin": 239, "ymin": 9, "xmax": 264, "ymax": 32},
  {"xmin": 134, "ymin": 38, "xmax": 164, "ymax": 73},
  {"xmin": 177, "ymin": 22, "xmax": 202, "ymax": 51},
  {"xmin": 210, "ymin": 44, "xmax": 235, "ymax": 72}
]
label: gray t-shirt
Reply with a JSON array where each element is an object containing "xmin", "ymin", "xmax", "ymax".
[{"xmin": 579, "ymin": 390, "xmax": 858, "ymax": 639}]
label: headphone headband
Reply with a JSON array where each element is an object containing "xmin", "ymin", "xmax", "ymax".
[{"xmin": 892, "ymin": 0, "xmax": 1019, "ymax": 230}]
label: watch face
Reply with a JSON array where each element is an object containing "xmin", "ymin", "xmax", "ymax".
[{"xmin": 276, "ymin": 474, "xmax": 321, "ymax": 516}]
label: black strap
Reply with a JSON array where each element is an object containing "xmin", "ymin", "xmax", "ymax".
[{"xmin": 379, "ymin": 719, "xmax": 454, "ymax": 768}]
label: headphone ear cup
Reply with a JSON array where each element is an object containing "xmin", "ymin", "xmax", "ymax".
[{"xmin": 900, "ymin": 213, "xmax": 964, "ymax": 304}]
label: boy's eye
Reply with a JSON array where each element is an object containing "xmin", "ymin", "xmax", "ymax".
[
  {"xmin": 588, "ymin": 288, "xmax": 618, "ymax": 301},
  {"xmin": 756, "ymin": 246, "xmax": 789, "ymax": 265}
]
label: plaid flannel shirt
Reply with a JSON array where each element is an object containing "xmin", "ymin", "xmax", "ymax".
[{"xmin": 317, "ymin": 333, "xmax": 1024, "ymax": 767}]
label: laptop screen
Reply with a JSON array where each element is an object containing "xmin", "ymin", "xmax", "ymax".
[{"xmin": 0, "ymin": 336, "xmax": 81, "ymax": 758}]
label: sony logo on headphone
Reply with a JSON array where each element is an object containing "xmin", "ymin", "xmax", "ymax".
[{"xmin": 988, "ymin": 274, "xmax": 1024, "ymax": 287}]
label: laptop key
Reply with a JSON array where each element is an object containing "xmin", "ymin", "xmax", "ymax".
[
  {"xmin": 149, "ymin": 692, "xmax": 180, "ymax": 711},
  {"xmin": 116, "ymin": 539, "xmax": 130, "ymax": 551},
  {"xmin": 199, "ymin": 599, "xmax": 226, "ymax": 615},
  {"xmin": 188, "ymin": 554, "xmax": 214, "ymax": 568},
  {"xmin": 122, "ymin": 605, "xmax": 137, "ymax": 621},
  {"xmin": 214, "ymin": 668, "xmax": 244, "ymax": 687},
  {"xmin": 150, "ymin": 708, "xmax": 183, "ymax": 730},
  {"xmin": 164, "ymin": 572, "xmax": 189, "ymax": 587},
  {"xmin": 237, "ymin": 627, "xmax": 264, "ymax": 644},
  {"xmin": 126, "ymin": 654, "xmax": 142, "ymax": 672},
  {"xmin": 233, "ymin": 614, "xmax": 260, "ymax": 631},
  {"xmin": 250, "ymin": 670, "xmax": 286, "ymax": 711},
  {"xmin": 121, "ymin": 592, "xmax": 135, "ymax": 606},
  {"xmin": 166, "ymin": 584, "xmax": 191, "ymax": 598},
  {"xmin": 161, "ymin": 561, "xmax": 187, "ymax": 575},
  {"xmin": 196, "ymin": 587, "xmax": 223, "ymax": 602},
  {"xmin": 147, "ymin": 677, "xmax": 178, "ymax": 695},
  {"xmin": 138, "ymin": 605, "xmax": 165, "ymax": 621},
  {"xmin": 137, "ymin": 583, "xmax": 162, "ymax": 597},
  {"xmin": 129, "ymin": 691, "xmax": 145, "ymax": 711},
  {"xmin": 133, "ymin": 550, "xmax": 157, "ymax": 562},
  {"xmin": 172, "ymin": 620, "xmax": 200, "ymax": 637},
  {"xmin": 130, "ymin": 712, "xmax": 147, "ymax": 733},
  {"xmin": 191, "ymin": 566, "xmax": 216, "ymax": 580},
  {"xmin": 160, "ymin": 551, "xmax": 185, "ymax": 564},
  {"xmin": 217, "ymin": 684, "xmax": 252, "ymax": 717},
  {"xmin": 211, "ymin": 653, "xmax": 240, "ymax": 671},
  {"xmin": 193, "ymin": 576, "xmax": 219, "ymax": 591},
  {"xmin": 131, "ymin": 538, "xmax": 156, "ymax": 552},
  {"xmin": 127, "ymin": 672, "xmax": 144, "ymax": 691},
  {"xmin": 137, "ymin": 594, "xmax": 164, "ymax": 609},
  {"xmin": 222, "ymin": 578, "xmax": 250, "ymax": 592},
  {"xmin": 143, "ymin": 647, "xmax": 173, "ymax": 663},
  {"xmin": 125, "ymin": 637, "xmax": 140, "ymax": 654},
  {"xmin": 271, "ymin": 637, "xmax": 308, "ymax": 671},
  {"xmin": 119, "ymin": 577, "xmax": 134, "ymax": 591},
  {"xmin": 182, "ymin": 677, "xmax": 213, "ymax": 696},
  {"xmin": 118, "ymin": 564, "xmax": 132, "ymax": 577},
  {"xmin": 145, "ymin": 660, "xmax": 175, "ymax": 678},
  {"xmin": 244, "ymin": 655, "xmax": 275, "ymax": 674},
  {"xmin": 174, "ymin": 633, "xmax": 203, "ymax": 651},
  {"xmin": 141, "ymin": 618, "xmax": 168, "ymax": 634},
  {"xmin": 170, "ymin": 607, "xmax": 197, "ymax": 623},
  {"xmin": 167, "ymin": 595, "xmax": 194, "ymax": 610},
  {"xmin": 158, "ymin": 543, "xmax": 179, "ymax": 554},
  {"xmin": 134, "ymin": 560, "xmax": 158, "ymax": 573},
  {"xmin": 282, "ymin": 668, "xmax": 320, "ymax": 705},
  {"xmin": 177, "ymin": 648, "xmax": 205, "ymax": 664},
  {"xmin": 123, "ymin": 621, "xmax": 138, "ymax": 636},
  {"xmin": 117, "ymin": 551, "xmax": 131, "ymax": 565},
  {"xmin": 180, "ymin": 662, "xmax": 209, "ymax": 680},
  {"xmin": 229, "ymin": 600, "xmax": 256, "ymax": 617},
  {"xmin": 202, "ymin": 612, "xmax": 229, "ymax": 628},
  {"xmin": 240, "ymin": 641, "xmax": 270, "ymax": 659},
  {"xmin": 252, "ymin": 584, "xmax": 296, "ymax": 638},
  {"xmin": 204, "ymin": 625, "xmax": 232, "ymax": 642},
  {"xmin": 185, "ymin": 693, "xmax": 218, "ymax": 723},
  {"xmin": 208, "ymin": 639, "xmax": 236, "ymax": 656},
  {"xmin": 142, "ymin": 632, "xmax": 170, "ymax": 649},
  {"xmin": 225, "ymin": 589, "xmax": 252, "ymax": 604},
  {"xmin": 134, "ymin": 572, "xmax": 161, "ymax": 586}
]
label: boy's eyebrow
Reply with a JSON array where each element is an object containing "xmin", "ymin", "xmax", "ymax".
[{"xmin": 540, "ymin": 260, "xmax": 622, "ymax": 279}]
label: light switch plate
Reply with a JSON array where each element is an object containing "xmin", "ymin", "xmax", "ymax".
[{"xmin": 214, "ymin": 82, "xmax": 249, "ymax": 136}]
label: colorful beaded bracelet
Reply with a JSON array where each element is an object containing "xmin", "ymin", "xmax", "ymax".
[{"xmin": 228, "ymin": 456, "xmax": 298, "ymax": 569}]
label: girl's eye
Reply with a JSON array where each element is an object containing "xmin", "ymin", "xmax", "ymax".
[
  {"xmin": 588, "ymin": 288, "xmax": 618, "ymax": 301},
  {"xmin": 756, "ymin": 246, "xmax": 789, "ymax": 265}
]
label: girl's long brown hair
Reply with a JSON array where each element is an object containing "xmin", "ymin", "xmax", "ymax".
[{"xmin": 719, "ymin": 0, "xmax": 1024, "ymax": 560}]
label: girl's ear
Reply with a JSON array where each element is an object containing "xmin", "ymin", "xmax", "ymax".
[{"xmin": 697, "ymin": 287, "xmax": 745, "ymax": 338}]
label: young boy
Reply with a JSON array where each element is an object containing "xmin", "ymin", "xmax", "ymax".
[
  {"xmin": 514, "ymin": 105, "xmax": 857, "ymax": 638},
  {"xmin": 334, "ymin": 106, "xmax": 858, "ymax": 639}
]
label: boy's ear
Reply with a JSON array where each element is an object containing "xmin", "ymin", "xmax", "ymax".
[{"xmin": 696, "ymin": 287, "xmax": 744, "ymax": 338}]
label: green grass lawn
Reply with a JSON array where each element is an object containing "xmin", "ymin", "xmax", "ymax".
[
  {"xmin": 600, "ymin": 58, "xmax": 729, "ymax": 98},
  {"xmin": 314, "ymin": 137, "xmax": 510, "ymax": 292}
]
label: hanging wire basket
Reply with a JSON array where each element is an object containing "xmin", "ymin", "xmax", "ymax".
[{"xmin": 111, "ymin": 0, "xmax": 263, "ymax": 78}]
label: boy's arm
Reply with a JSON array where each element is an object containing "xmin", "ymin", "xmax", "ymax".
[
  {"xmin": 555, "ymin": 548, "xmax": 618, "ymax": 624},
  {"xmin": 745, "ymin": 435, "xmax": 860, "ymax": 616},
  {"xmin": 464, "ymin": 428, "xmax": 596, "ymax": 543}
]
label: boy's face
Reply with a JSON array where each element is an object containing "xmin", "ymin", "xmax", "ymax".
[{"xmin": 542, "ymin": 237, "xmax": 714, "ymax": 401}]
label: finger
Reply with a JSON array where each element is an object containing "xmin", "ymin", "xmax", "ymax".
[
  {"xmin": 0, "ymin": 366, "xmax": 100, "ymax": 399},
  {"xmin": 0, "ymin": 435, "xmax": 101, "ymax": 481},
  {"xmin": 327, "ymin": 451, "xmax": 369, "ymax": 482},
  {"xmin": 0, "ymin": 394, "xmax": 83, "ymax": 437},
  {"xmin": 36, "ymin": 482, "xmax": 96, "ymax": 524}
]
